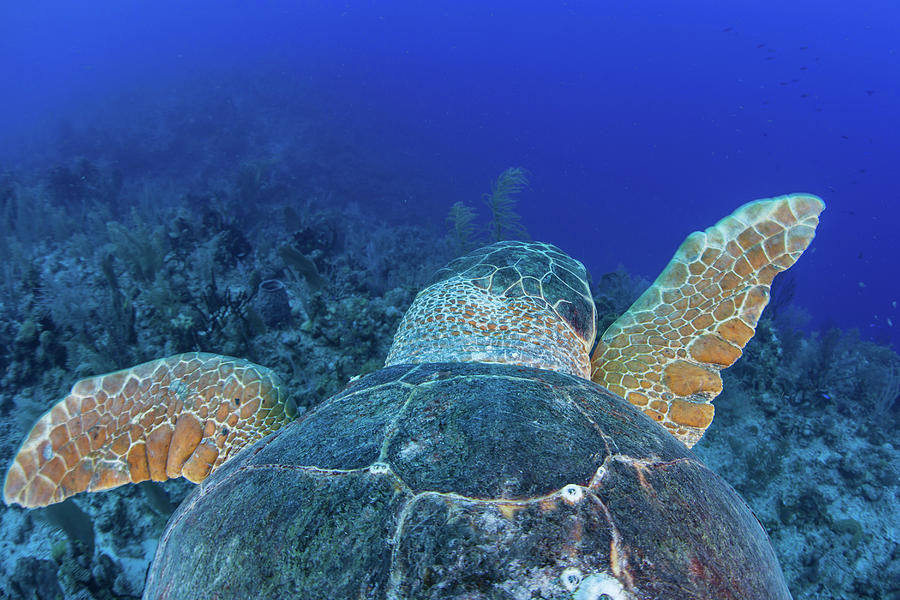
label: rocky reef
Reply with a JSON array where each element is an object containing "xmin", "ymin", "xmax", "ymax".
[{"xmin": 0, "ymin": 83, "xmax": 897, "ymax": 599}]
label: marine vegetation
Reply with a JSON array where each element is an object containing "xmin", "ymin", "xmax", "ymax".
[
  {"xmin": 446, "ymin": 200, "xmax": 477, "ymax": 252},
  {"xmin": 5, "ymin": 195, "xmax": 834, "ymax": 599},
  {"xmin": 483, "ymin": 166, "xmax": 529, "ymax": 241},
  {"xmin": 0, "ymin": 86, "xmax": 896, "ymax": 600}
]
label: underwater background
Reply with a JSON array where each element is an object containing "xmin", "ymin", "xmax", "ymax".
[{"xmin": 0, "ymin": 1, "xmax": 897, "ymax": 598}]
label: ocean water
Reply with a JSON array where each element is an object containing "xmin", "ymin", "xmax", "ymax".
[
  {"xmin": 1, "ymin": 1, "xmax": 897, "ymax": 349},
  {"xmin": 0, "ymin": 1, "xmax": 898, "ymax": 599}
]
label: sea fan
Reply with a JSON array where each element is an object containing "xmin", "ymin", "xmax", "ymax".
[
  {"xmin": 484, "ymin": 167, "xmax": 529, "ymax": 241},
  {"xmin": 446, "ymin": 201, "xmax": 477, "ymax": 251}
]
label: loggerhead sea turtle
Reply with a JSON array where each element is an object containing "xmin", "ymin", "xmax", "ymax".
[{"xmin": 4, "ymin": 194, "xmax": 823, "ymax": 599}]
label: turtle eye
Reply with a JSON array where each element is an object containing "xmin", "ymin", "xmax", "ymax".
[{"xmin": 555, "ymin": 299, "xmax": 595, "ymax": 344}]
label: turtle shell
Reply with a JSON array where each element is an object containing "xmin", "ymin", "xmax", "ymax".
[{"xmin": 145, "ymin": 362, "xmax": 790, "ymax": 600}]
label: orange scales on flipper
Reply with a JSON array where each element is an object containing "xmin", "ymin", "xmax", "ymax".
[
  {"xmin": 4, "ymin": 353, "xmax": 295, "ymax": 508},
  {"xmin": 590, "ymin": 195, "xmax": 824, "ymax": 446}
]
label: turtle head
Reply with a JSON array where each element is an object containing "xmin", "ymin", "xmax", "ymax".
[{"xmin": 386, "ymin": 241, "xmax": 597, "ymax": 378}]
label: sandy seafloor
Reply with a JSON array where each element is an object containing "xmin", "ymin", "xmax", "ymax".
[{"xmin": 0, "ymin": 86, "xmax": 897, "ymax": 600}]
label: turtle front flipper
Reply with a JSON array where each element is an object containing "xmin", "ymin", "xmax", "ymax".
[
  {"xmin": 3, "ymin": 353, "xmax": 296, "ymax": 508},
  {"xmin": 591, "ymin": 194, "xmax": 824, "ymax": 447}
]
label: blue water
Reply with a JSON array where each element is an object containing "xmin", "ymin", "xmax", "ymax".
[{"xmin": 1, "ymin": 0, "xmax": 897, "ymax": 349}]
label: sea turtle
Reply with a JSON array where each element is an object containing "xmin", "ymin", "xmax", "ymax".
[{"xmin": 4, "ymin": 194, "xmax": 824, "ymax": 599}]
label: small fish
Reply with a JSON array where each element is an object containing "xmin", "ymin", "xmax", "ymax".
[
  {"xmin": 892, "ymin": 301, "xmax": 897, "ymax": 308},
  {"xmin": 889, "ymin": 318, "xmax": 894, "ymax": 327}
]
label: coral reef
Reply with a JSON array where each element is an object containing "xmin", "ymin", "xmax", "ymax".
[
  {"xmin": 692, "ymin": 323, "xmax": 900, "ymax": 600},
  {"xmin": 0, "ymin": 85, "xmax": 453, "ymax": 598},
  {"xmin": 0, "ymin": 83, "xmax": 896, "ymax": 600}
]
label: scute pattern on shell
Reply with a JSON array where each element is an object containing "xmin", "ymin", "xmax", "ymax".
[
  {"xmin": 387, "ymin": 241, "xmax": 597, "ymax": 379},
  {"xmin": 144, "ymin": 362, "xmax": 792, "ymax": 600}
]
